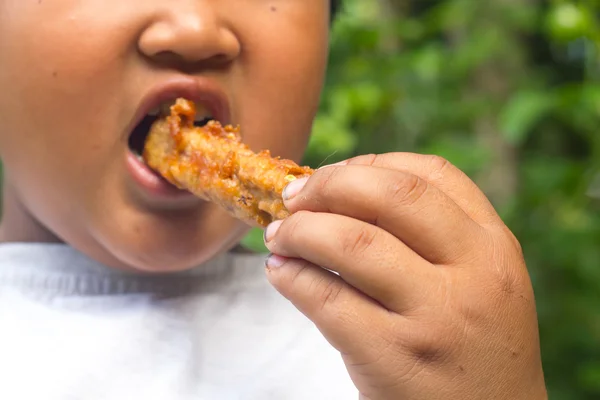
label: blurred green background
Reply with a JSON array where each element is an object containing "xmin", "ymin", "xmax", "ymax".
[{"xmin": 243, "ymin": 0, "xmax": 600, "ymax": 398}]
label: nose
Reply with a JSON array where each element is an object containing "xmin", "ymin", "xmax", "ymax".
[{"xmin": 138, "ymin": 2, "xmax": 241, "ymax": 68}]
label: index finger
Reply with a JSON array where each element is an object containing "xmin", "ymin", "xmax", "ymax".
[{"xmin": 336, "ymin": 153, "xmax": 502, "ymax": 226}]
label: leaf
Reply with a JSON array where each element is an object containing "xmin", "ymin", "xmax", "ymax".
[{"xmin": 499, "ymin": 90, "xmax": 557, "ymax": 145}]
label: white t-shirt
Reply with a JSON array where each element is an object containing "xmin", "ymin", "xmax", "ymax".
[{"xmin": 0, "ymin": 243, "xmax": 357, "ymax": 400}]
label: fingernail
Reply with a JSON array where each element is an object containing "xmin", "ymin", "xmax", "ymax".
[
  {"xmin": 282, "ymin": 177, "xmax": 308, "ymax": 201},
  {"xmin": 317, "ymin": 160, "xmax": 349, "ymax": 170},
  {"xmin": 263, "ymin": 220, "xmax": 282, "ymax": 243},
  {"xmin": 265, "ymin": 254, "xmax": 288, "ymax": 268}
]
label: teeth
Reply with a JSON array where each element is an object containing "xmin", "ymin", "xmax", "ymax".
[
  {"xmin": 152, "ymin": 101, "xmax": 213, "ymax": 123},
  {"xmin": 136, "ymin": 153, "xmax": 144, "ymax": 162}
]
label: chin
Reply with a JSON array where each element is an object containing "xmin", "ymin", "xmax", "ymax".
[
  {"xmin": 103, "ymin": 232, "xmax": 244, "ymax": 274},
  {"xmin": 91, "ymin": 208, "xmax": 250, "ymax": 274}
]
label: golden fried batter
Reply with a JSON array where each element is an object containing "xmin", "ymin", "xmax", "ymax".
[{"xmin": 143, "ymin": 98, "xmax": 313, "ymax": 227}]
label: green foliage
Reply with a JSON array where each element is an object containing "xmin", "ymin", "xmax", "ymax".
[
  {"xmin": 244, "ymin": 0, "xmax": 600, "ymax": 397},
  {"xmin": 499, "ymin": 89, "xmax": 558, "ymax": 145}
]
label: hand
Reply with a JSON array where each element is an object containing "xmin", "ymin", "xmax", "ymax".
[{"xmin": 263, "ymin": 153, "xmax": 547, "ymax": 400}]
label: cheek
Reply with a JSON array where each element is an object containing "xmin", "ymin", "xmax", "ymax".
[
  {"xmin": 0, "ymin": 1, "xmax": 137, "ymax": 192},
  {"xmin": 0, "ymin": 1, "xmax": 131, "ymax": 104},
  {"xmin": 230, "ymin": 1, "xmax": 330, "ymax": 162}
]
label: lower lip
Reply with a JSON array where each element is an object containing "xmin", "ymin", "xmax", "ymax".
[{"xmin": 125, "ymin": 151, "xmax": 196, "ymax": 199}]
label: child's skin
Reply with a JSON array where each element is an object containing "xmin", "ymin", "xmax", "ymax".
[
  {"xmin": 0, "ymin": 0, "xmax": 329, "ymax": 271},
  {"xmin": 0, "ymin": 0, "xmax": 547, "ymax": 399},
  {"xmin": 265, "ymin": 155, "xmax": 548, "ymax": 398}
]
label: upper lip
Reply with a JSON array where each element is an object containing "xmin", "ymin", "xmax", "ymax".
[{"xmin": 127, "ymin": 77, "xmax": 231, "ymax": 136}]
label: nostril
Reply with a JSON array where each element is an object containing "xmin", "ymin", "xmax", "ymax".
[{"xmin": 137, "ymin": 11, "xmax": 241, "ymax": 68}]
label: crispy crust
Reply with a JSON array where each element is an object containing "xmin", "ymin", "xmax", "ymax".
[{"xmin": 142, "ymin": 98, "xmax": 313, "ymax": 227}]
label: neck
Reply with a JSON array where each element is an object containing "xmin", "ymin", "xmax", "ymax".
[{"xmin": 0, "ymin": 182, "xmax": 62, "ymax": 244}]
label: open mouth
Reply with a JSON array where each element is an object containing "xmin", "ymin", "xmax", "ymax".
[
  {"xmin": 125, "ymin": 96, "xmax": 223, "ymax": 199},
  {"xmin": 127, "ymin": 101, "xmax": 215, "ymax": 159}
]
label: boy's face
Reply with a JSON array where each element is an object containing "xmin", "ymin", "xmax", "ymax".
[{"xmin": 0, "ymin": 0, "xmax": 330, "ymax": 272}]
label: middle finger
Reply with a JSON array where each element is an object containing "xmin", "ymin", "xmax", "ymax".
[{"xmin": 283, "ymin": 165, "xmax": 485, "ymax": 264}]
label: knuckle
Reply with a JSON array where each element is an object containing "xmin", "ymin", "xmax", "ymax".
[
  {"xmin": 278, "ymin": 211, "xmax": 313, "ymax": 248},
  {"xmin": 386, "ymin": 173, "xmax": 428, "ymax": 207},
  {"xmin": 313, "ymin": 277, "xmax": 345, "ymax": 312},
  {"xmin": 314, "ymin": 165, "xmax": 343, "ymax": 198},
  {"xmin": 269, "ymin": 258, "xmax": 311, "ymax": 296},
  {"xmin": 366, "ymin": 153, "xmax": 383, "ymax": 167},
  {"xmin": 411, "ymin": 343, "xmax": 447, "ymax": 365},
  {"xmin": 341, "ymin": 225, "xmax": 378, "ymax": 257},
  {"xmin": 493, "ymin": 264, "xmax": 521, "ymax": 298},
  {"xmin": 348, "ymin": 153, "xmax": 378, "ymax": 166},
  {"xmin": 503, "ymin": 226, "xmax": 525, "ymax": 258},
  {"xmin": 487, "ymin": 237, "xmax": 526, "ymax": 298},
  {"xmin": 425, "ymin": 155, "xmax": 453, "ymax": 178},
  {"xmin": 459, "ymin": 293, "xmax": 490, "ymax": 326},
  {"xmin": 283, "ymin": 210, "xmax": 309, "ymax": 237},
  {"xmin": 287, "ymin": 260, "xmax": 310, "ymax": 289},
  {"xmin": 408, "ymin": 322, "xmax": 456, "ymax": 366}
]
